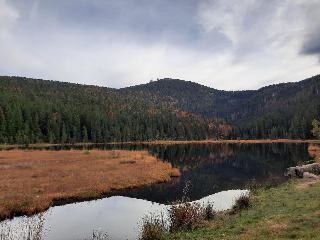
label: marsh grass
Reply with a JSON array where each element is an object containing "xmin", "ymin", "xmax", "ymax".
[
  {"xmin": 0, "ymin": 150, "xmax": 179, "ymax": 220},
  {"xmin": 204, "ymin": 203, "xmax": 215, "ymax": 220},
  {"xmin": 119, "ymin": 160, "xmax": 136, "ymax": 164},
  {"xmin": 140, "ymin": 181, "xmax": 216, "ymax": 239},
  {"xmin": 0, "ymin": 214, "xmax": 45, "ymax": 240},
  {"xmin": 95, "ymin": 155, "xmax": 105, "ymax": 160},
  {"xmin": 139, "ymin": 214, "xmax": 167, "ymax": 240},
  {"xmin": 168, "ymin": 180, "xmax": 207, "ymax": 232},
  {"xmin": 140, "ymin": 201, "xmax": 216, "ymax": 239},
  {"xmin": 110, "ymin": 151, "xmax": 120, "ymax": 159},
  {"xmin": 169, "ymin": 201, "xmax": 205, "ymax": 232}
]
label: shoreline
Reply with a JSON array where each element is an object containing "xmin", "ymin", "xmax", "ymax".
[
  {"xmin": 1, "ymin": 141, "xmax": 319, "ymax": 225},
  {"xmin": 1, "ymin": 139, "xmax": 320, "ymax": 150},
  {"xmin": 166, "ymin": 147, "xmax": 320, "ymax": 240},
  {"xmin": 129, "ymin": 139, "xmax": 320, "ymax": 145},
  {"xmin": 167, "ymin": 178, "xmax": 320, "ymax": 240}
]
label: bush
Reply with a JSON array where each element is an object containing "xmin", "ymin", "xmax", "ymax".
[
  {"xmin": 140, "ymin": 181, "xmax": 216, "ymax": 236},
  {"xmin": 139, "ymin": 214, "xmax": 167, "ymax": 240},
  {"xmin": 232, "ymin": 194, "xmax": 251, "ymax": 213},
  {"xmin": 168, "ymin": 201, "xmax": 205, "ymax": 232},
  {"xmin": 204, "ymin": 203, "xmax": 215, "ymax": 220}
]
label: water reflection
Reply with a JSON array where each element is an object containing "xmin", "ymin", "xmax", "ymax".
[
  {"xmin": 1, "ymin": 190, "xmax": 247, "ymax": 240},
  {"xmin": 117, "ymin": 143, "xmax": 310, "ymax": 203}
]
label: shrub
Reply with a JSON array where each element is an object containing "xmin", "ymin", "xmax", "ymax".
[
  {"xmin": 232, "ymin": 194, "xmax": 251, "ymax": 213},
  {"xmin": 139, "ymin": 214, "xmax": 166, "ymax": 240},
  {"xmin": 246, "ymin": 180, "xmax": 261, "ymax": 192},
  {"xmin": 168, "ymin": 201, "xmax": 205, "ymax": 232},
  {"xmin": 204, "ymin": 203, "xmax": 215, "ymax": 220}
]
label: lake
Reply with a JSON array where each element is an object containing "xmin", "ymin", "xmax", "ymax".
[{"xmin": 0, "ymin": 143, "xmax": 312, "ymax": 240}]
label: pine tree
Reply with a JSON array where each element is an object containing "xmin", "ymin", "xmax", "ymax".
[
  {"xmin": 0, "ymin": 107, "xmax": 5, "ymax": 143},
  {"xmin": 82, "ymin": 126, "xmax": 88, "ymax": 143},
  {"xmin": 311, "ymin": 119, "xmax": 320, "ymax": 139},
  {"xmin": 61, "ymin": 123, "xmax": 68, "ymax": 143}
]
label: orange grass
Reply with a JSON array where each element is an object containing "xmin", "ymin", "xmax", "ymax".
[
  {"xmin": 0, "ymin": 150, "xmax": 180, "ymax": 220},
  {"xmin": 308, "ymin": 144, "xmax": 320, "ymax": 162}
]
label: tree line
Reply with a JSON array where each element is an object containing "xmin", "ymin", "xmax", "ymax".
[
  {"xmin": 124, "ymin": 76, "xmax": 320, "ymax": 140},
  {"xmin": 0, "ymin": 77, "xmax": 227, "ymax": 144},
  {"xmin": 0, "ymin": 75, "xmax": 319, "ymax": 144}
]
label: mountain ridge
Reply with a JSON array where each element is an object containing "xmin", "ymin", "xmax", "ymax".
[
  {"xmin": 3, "ymin": 74, "xmax": 320, "ymax": 91},
  {"xmin": 0, "ymin": 74, "xmax": 319, "ymax": 143}
]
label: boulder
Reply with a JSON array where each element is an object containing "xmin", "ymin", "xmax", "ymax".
[
  {"xmin": 303, "ymin": 172, "xmax": 320, "ymax": 180},
  {"xmin": 286, "ymin": 163, "xmax": 320, "ymax": 178}
]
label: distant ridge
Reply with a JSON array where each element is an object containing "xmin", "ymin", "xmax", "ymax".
[{"xmin": 0, "ymin": 74, "xmax": 319, "ymax": 143}]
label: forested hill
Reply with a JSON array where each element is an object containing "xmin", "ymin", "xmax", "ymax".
[
  {"xmin": 0, "ymin": 76, "xmax": 227, "ymax": 144},
  {"xmin": 124, "ymin": 76, "xmax": 320, "ymax": 139},
  {"xmin": 0, "ymin": 75, "xmax": 319, "ymax": 144}
]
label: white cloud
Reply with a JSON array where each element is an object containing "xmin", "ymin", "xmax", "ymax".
[
  {"xmin": 0, "ymin": 0, "xmax": 319, "ymax": 90},
  {"xmin": 0, "ymin": 1, "xmax": 43, "ymax": 75},
  {"xmin": 0, "ymin": 0, "xmax": 19, "ymax": 38},
  {"xmin": 192, "ymin": 0, "xmax": 320, "ymax": 89}
]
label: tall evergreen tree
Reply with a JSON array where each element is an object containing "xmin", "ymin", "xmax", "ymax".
[
  {"xmin": 312, "ymin": 119, "xmax": 320, "ymax": 139},
  {"xmin": 82, "ymin": 126, "xmax": 88, "ymax": 143}
]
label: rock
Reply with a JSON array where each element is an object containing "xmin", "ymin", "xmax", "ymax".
[
  {"xmin": 303, "ymin": 172, "xmax": 320, "ymax": 180},
  {"xmin": 286, "ymin": 167, "xmax": 299, "ymax": 178},
  {"xmin": 299, "ymin": 163, "xmax": 320, "ymax": 175},
  {"xmin": 286, "ymin": 163, "xmax": 320, "ymax": 178}
]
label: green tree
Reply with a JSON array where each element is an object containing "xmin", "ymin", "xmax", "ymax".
[
  {"xmin": 82, "ymin": 126, "xmax": 88, "ymax": 143},
  {"xmin": 311, "ymin": 119, "xmax": 320, "ymax": 139},
  {"xmin": 61, "ymin": 123, "xmax": 68, "ymax": 143},
  {"xmin": 0, "ymin": 107, "xmax": 5, "ymax": 142}
]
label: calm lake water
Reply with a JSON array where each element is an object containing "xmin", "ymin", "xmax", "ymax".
[{"xmin": 0, "ymin": 143, "xmax": 313, "ymax": 240}]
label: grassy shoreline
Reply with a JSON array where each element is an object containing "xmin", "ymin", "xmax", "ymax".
[
  {"xmin": 134, "ymin": 139, "xmax": 320, "ymax": 145},
  {"xmin": 166, "ymin": 178, "xmax": 320, "ymax": 240},
  {"xmin": 1, "ymin": 139, "xmax": 320, "ymax": 150},
  {"xmin": 0, "ymin": 149, "xmax": 180, "ymax": 221}
]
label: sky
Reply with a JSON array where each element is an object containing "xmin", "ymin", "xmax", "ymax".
[{"xmin": 0, "ymin": 0, "xmax": 320, "ymax": 90}]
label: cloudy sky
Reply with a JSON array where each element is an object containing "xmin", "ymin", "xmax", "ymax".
[{"xmin": 0, "ymin": 0, "xmax": 320, "ymax": 90}]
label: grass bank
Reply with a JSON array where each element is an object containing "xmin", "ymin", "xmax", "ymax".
[
  {"xmin": 167, "ymin": 179, "xmax": 320, "ymax": 240},
  {"xmin": 139, "ymin": 139, "xmax": 320, "ymax": 145},
  {"xmin": 0, "ymin": 150, "xmax": 180, "ymax": 221}
]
